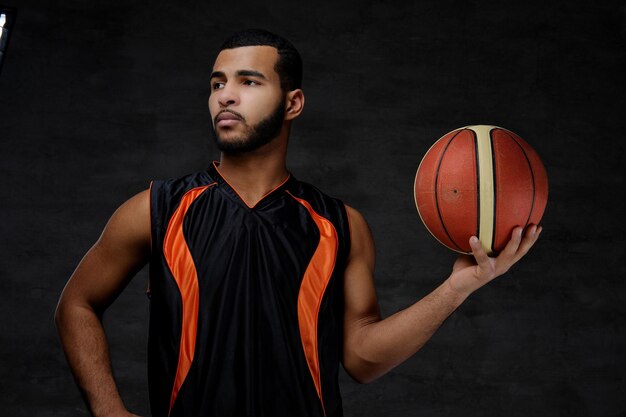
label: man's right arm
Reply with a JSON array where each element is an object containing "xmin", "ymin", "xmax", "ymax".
[{"xmin": 55, "ymin": 189, "xmax": 151, "ymax": 417}]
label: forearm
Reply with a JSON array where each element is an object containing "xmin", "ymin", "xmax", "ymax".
[
  {"xmin": 55, "ymin": 303, "xmax": 128, "ymax": 417},
  {"xmin": 344, "ymin": 278, "xmax": 468, "ymax": 383}
]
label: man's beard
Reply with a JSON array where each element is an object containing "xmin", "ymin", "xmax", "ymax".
[{"xmin": 210, "ymin": 101, "xmax": 286, "ymax": 154}]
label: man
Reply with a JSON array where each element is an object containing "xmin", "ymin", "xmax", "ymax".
[{"xmin": 55, "ymin": 29, "xmax": 542, "ymax": 417}]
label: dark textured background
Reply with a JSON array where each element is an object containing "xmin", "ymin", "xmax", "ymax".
[{"xmin": 1, "ymin": 1, "xmax": 624, "ymax": 416}]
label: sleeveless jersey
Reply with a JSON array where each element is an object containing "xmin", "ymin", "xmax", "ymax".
[{"xmin": 148, "ymin": 162, "xmax": 351, "ymax": 417}]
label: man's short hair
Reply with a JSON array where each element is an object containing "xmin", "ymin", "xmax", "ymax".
[{"xmin": 219, "ymin": 28, "xmax": 302, "ymax": 92}]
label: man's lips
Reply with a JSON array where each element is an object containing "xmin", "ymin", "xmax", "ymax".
[{"xmin": 215, "ymin": 111, "xmax": 244, "ymax": 127}]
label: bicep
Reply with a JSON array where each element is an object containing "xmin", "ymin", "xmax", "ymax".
[
  {"xmin": 59, "ymin": 189, "xmax": 151, "ymax": 313},
  {"xmin": 343, "ymin": 205, "xmax": 381, "ymax": 341}
]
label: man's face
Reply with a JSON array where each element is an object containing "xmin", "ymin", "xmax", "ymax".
[{"xmin": 208, "ymin": 45, "xmax": 286, "ymax": 154}]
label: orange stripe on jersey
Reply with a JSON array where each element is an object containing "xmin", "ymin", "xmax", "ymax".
[
  {"xmin": 163, "ymin": 183, "xmax": 216, "ymax": 416},
  {"xmin": 287, "ymin": 191, "xmax": 339, "ymax": 417}
]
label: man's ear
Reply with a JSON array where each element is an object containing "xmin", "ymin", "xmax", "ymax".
[{"xmin": 284, "ymin": 89, "xmax": 305, "ymax": 121}]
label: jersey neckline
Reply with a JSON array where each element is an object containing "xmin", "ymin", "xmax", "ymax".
[{"xmin": 207, "ymin": 161, "xmax": 295, "ymax": 210}]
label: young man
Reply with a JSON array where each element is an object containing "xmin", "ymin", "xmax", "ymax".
[{"xmin": 55, "ymin": 29, "xmax": 542, "ymax": 417}]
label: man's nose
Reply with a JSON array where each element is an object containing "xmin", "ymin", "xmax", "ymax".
[{"xmin": 217, "ymin": 84, "xmax": 238, "ymax": 107}]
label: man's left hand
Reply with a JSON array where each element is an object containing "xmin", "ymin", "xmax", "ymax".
[{"xmin": 447, "ymin": 224, "xmax": 543, "ymax": 297}]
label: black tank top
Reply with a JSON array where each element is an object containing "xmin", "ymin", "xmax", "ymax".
[{"xmin": 148, "ymin": 162, "xmax": 351, "ymax": 417}]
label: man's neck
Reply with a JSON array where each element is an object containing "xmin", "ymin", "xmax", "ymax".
[{"xmin": 216, "ymin": 147, "xmax": 289, "ymax": 208}]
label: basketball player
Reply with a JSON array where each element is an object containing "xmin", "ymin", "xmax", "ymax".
[{"xmin": 55, "ymin": 29, "xmax": 542, "ymax": 417}]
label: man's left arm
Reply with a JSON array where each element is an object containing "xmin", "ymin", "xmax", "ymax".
[{"xmin": 341, "ymin": 204, "xmax": 542, "ymax": 384}]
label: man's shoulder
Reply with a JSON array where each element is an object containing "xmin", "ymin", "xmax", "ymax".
[
  {"xmin": 148, "ymin": 169, "xmax": 217, "ymax": 228},
  {"xmin": 151, "ymin": 169, "xmax": 215, "ymax": 196},
  {"xmin": 290, "ymin": 177, "xmax": 345, "ymax": 205},
  {"xmin": 288, "ymin": 176, "xmax": 351, "ymax": 225}
]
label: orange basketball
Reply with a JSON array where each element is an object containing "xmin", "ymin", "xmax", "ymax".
[{"xmin": 414, "ymin": 125, "xmax": 548, "ymax": 255}]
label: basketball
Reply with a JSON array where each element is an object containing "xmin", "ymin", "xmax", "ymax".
[{"xmin": 414, "ymin": 125, "xmax": 548, "ymax": 255}]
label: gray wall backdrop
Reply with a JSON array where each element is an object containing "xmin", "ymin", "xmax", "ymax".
[{"xmin": 1, "ymin": 0, "xmax": 624, "ymax": 416}]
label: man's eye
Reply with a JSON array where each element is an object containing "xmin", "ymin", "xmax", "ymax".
[
  {"xmin": 244, "ymin": 80, "xmax": 258, "ymax": 86},
  {"xmin": 212, "ymin": 82, "xmax": 225, "ymax": 90}
]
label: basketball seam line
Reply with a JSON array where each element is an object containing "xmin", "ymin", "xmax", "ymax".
[
  {"xmin": 489, "ymin": 130, "xmax": 496, "ymax": 253},
  {"xmin": 503, "ymin": 130, "xmax": 536, "ymax": 228},
  {"xmin": 435, "ymin": 129, "xmax": 465, "ymax": 252}
]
